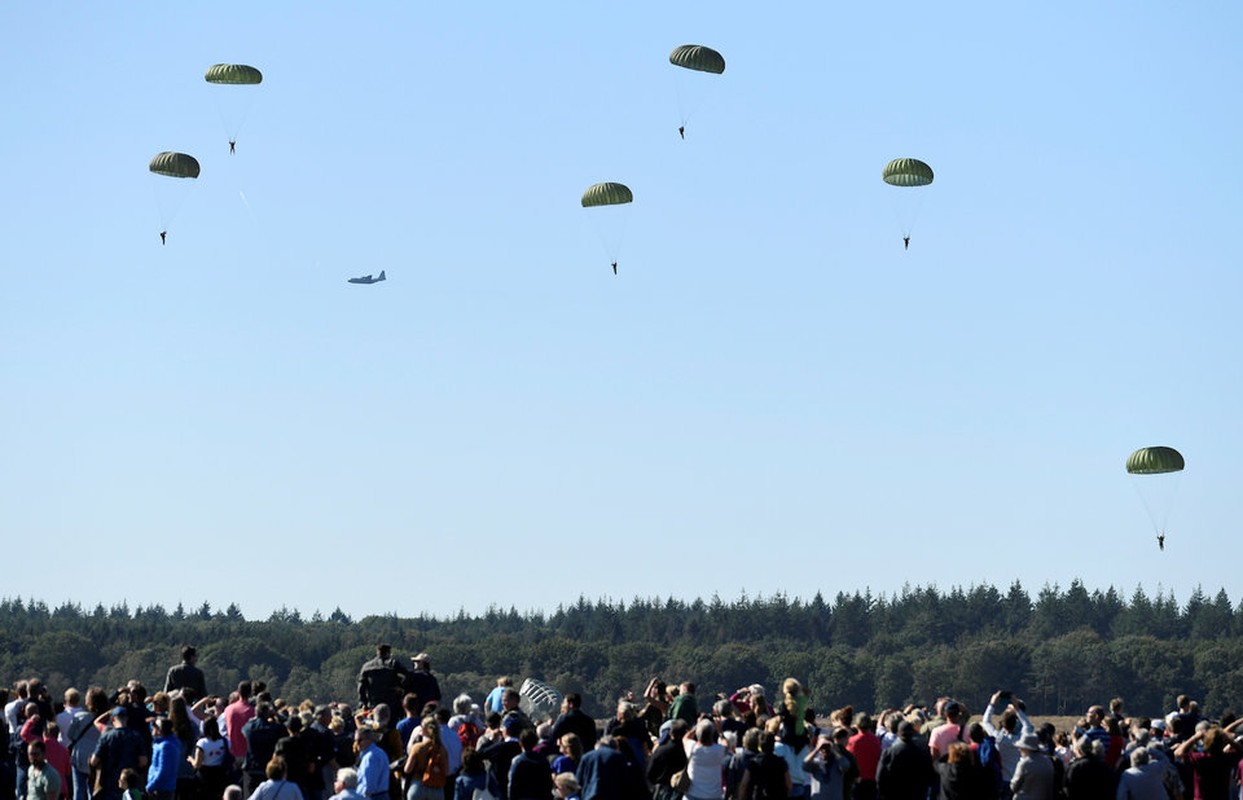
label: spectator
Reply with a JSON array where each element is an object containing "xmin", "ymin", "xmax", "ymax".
[
  {"xmin": 165, "ymin": 648, "xmax": 208, "ymax": 705},
  {"xmin": 549, "ymin": 695, "xmax": 597, "ymax": 754},
  {"xmin": 358, "ymin": 646, "xmax": 410, "ymax": 714},
  {"xmin": 1009, "ymin": 734, "xmax": 1053, "ymax": 800},
  {"xmin": 246, "ymin": 757, "xmax": 302, "ymax": 800},
  {"xmin": 90, "ymin": 708, "xmax": 148, "ymax": 800}
]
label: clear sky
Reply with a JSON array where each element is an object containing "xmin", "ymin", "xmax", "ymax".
[{"xmin": 3, "ymin": 3, "xmax": 1240, "ymax": 621}]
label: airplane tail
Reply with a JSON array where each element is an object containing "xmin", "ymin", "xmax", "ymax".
[{"xmin": 378, "ymin": 270, "xmax": 386, "ymax": 281}]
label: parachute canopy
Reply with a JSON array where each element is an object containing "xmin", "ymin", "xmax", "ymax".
[
  {"xmin": 1126, "ymin": 446, "xmax": 1185, "ymax": 475},
  {"xmin": 149, "ymin": 152, "xmax": 200, "ymax": 179},
  {"xmin": 883, "ymin": 158, "xmax": 934, "ymax": 187},
  {"xmin": 581, "ymin": 182, "xmax": 633, "ymax": 208},
  {"xmin": 205, "ymin": 64, "xmax": 263, "ymax": 85},
  {"xmin": 669, "ymin": 45, "xmax": 726, "ymax": 75}
]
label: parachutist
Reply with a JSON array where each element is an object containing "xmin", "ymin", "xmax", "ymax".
[
  {"xmin": 903, "ymin": 236, "xmax": 910, "ymax": 250},
  {"xmin": 229, "ymin": 139, "xmax": 236, "ymax": 155},
  {"xmin": 678, "ymin": 126, "xmax": 685, "ymax": 140},
  {"xmin": 1157, "ymin": 533, "xmax": 1165, "ymax": 551},
  {"xmin": 611, "ymin": 261, "xmax": 618, "ymax": 275},
  {"xmin": 160, "ymin": 230, "xmax": 167, "ymax": 246}
]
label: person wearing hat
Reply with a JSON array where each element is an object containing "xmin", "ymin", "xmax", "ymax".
[
  {"xmin": 359, "ymin": 645, "xmax": 412, "ymax": 713},
  {"xmin": 403, "ymin": 654, "xmax": 441, "ymax": 712},
  {"xmin": 89, "ymin": 708, "xmax": 148, "ymax": 800},
  {"xmin": 1009, "ymin": 733, "xmax": 1054, "ymax": 800},
  {"xmin": 477, "ymin": 715, "xmax": 524, "ymax": 800}
]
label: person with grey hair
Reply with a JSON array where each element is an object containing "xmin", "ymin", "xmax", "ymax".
[
  {"xmin": 223, "ymin": 786, "xmax": 244, "ymax": 800},
  {"xmin": 1010, "ymin": 733, "xmax": 1055, "ymax": 800},
  {"xmin": 1114, "ymin": 748, "xmax": 1167, "ymax": 800},
  {"xmin": 683, "ymin": 720, "xmax": 727, "ymax": 800},
  {"xmin": 1064, "ymin": 737, "xmax": 1113, "ymax": 799},
  {"xmin": 447, "ymin": 694, "xmax": 484, "ymax": 751}
]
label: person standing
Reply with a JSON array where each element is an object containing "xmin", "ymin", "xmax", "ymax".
[
  {"xmin": 356, "ymin": 728, "xmax": 391, "ymax": 800},
  {"xmin": 549, "ymin": 695, "xmax": 597, "ymax": 755},
  {"xmin": 27, "ymin": 740, "xmax": 63, "ymax": 800},
  {"xmin": 90, "ymin": 709, "xmax": 147, "ymax": 800},
  {"xmin": 359, "ymin": 646, "xmax": 411, "ymax": 714},
  {"xmin": 164, "ymin": 648, "xmax": 208, "ymax": 704},
  {"xmin": 404, "ymin": 656, "xmax": 441, "ymax": 713},
  {"xmin": 1010, "ymin": 735, "xmax": 1054, "ymax": 800}
]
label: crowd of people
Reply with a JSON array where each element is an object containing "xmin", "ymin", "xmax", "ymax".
[{"xmin": 4, "ymin": 643, "xmax": 1243, "ymax": 800}]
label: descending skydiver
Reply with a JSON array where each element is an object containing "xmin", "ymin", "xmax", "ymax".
[
  {"xmin": 678, "ymin": 126, "xmax": 685, "ymax": 140},
  {"xmin": 1157, "ymin": 533, "xmax": 1165, "ymax": 551},
  {"xmin": 160, "ymin": 230, "xmax": 167, "ymax": 245},
  {"xmin": 903, "ymin": 236, "xmax": 910, "ymax": 251},
  {"xmin": 229, "ymin": 139, "xmax": 236, "ymax": 155},
  {"xmin": 612, "ymin": 261, "xmax": 618, "ymax": 275}
]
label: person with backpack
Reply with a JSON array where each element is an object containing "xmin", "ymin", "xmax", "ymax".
[
  {"xmin": 967, "ymin": 723, "xmax": 1002, "ymax": 800},
  {"xmin": 402, "ymin": 718, "xmax": 449, "ymax": 800}
]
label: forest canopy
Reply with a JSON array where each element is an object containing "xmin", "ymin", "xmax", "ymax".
[{"xmin": 3, "ymin": 581, "xmax": 1241, "ymax": 719}]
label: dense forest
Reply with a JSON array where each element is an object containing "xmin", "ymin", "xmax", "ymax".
[{"xmin": 4, "ymin": 580, "xmax": 1242, "ymax": 720}]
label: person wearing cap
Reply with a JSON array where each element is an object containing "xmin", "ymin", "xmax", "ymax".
[
  {"xmin": 403, "ymin": 655, "xmax": 441, "ymax": 712},
  {"xmin": 90, "ymin": 708, "xmax": 148, "ymax": 800},
  {"xmin": 359, "ymin": 646, "xmax": 412, "ymax": 713},
  {"xmin": 1009, "ymin": 733, "xmax": 1054, "ymax": 800}
]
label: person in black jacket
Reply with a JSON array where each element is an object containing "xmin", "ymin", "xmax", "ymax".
[{"xmin": 164, "ymin": 647, "xmax": 207, "ymax": 704}]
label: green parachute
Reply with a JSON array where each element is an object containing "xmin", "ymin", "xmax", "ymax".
[
  {"xmin": 581, "ymin": 182, "xmax": 633, "ymax": 207},
  {"xmin": 668, "ymin": 45, "xmax": 724, "ymax": 138},
  {"xmin": 882, "ymin": 158, "xmax": 935, "ymax": 187},
  {"xmin": 149, "ymin": 152, "xmax": 200, "ymax": 238},
  {"xmin": 1126, "ymin": 446, "xmax": 1185, "ymax": 475},
  {"xmin": 882, "ymin": 158, "xmax": 934, "ymax": 246},
  {"xmin": 149, "ymin": 152, "xmax": 201, "ymax": 179},
  {"xmin": 582, "ymin": 183, "xmax": 633, "ymax": 273},
  {"xmin": 1126, "ymin": 446, "xmax": 1185, "ymax": 547},
  {"xmin": 205, "ymin": 63, "xmax": 263, "ymax": 151},
  {"xmin": 669, "ymin": 45, "xmax": 726, "ymax": 75},
  {"xmin": 204, "ymin": 64, "xmax": 263, "ymax": 85}
]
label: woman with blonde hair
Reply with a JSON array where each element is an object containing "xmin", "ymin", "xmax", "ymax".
[{"xmin": 551, "ymin": 733, "xmax": 581, "ymax": 775}]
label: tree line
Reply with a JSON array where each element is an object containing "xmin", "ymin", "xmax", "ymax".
[{"xmin": 3, "ymin": 580, "xmax": 1241, "ymax": 720}]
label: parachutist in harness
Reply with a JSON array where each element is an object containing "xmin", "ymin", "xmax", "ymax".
[
  {"xmin": 1157, "ymin": 533, "xmax": 1165, "ymax": 551},
  {"xmin": 160, "ymin": 230, "xmax": 167, "ymax": 245},
  {"xmin": 678, "ymin": 126, "xmax": 685, "ymax": 140},
  {"xmin": 611, "ymin": 261, "xmax": 618, "ymax": 275},
  {"xmin": 903, "ymin": 236, "xmax": 910, "ymax": 250},
  {"xmin": 229, "ymin": 139, "xmax": 236, "ymax": 155}
]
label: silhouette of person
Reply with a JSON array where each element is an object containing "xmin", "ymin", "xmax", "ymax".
[
  {"xmin": 229, "ymin": 139, "xmax": 236, "ymax": 155},
  {"xmin": 160, "ymin": 230, "xmax": 167, "ymax": 245},
  {"xmin": 1157, "ymin": 533, "xmax": 1165, "ymax": 551},
  {"xmin": 678, "ymin": 126, "xmax": 685, "ymax": 140},
  {"xmin": 611, "ymin": 261, "xmax": 618, "ymax": 275}
]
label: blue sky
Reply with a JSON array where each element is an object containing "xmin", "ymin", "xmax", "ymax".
[{"xmin": 2, "ymin": 3, "xmax": 1240, "ymax": 621}]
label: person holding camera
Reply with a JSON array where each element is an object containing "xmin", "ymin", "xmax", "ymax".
[{"xmin": 980, "ymin": 692, "xmax": 1034, "ymax": 799}]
